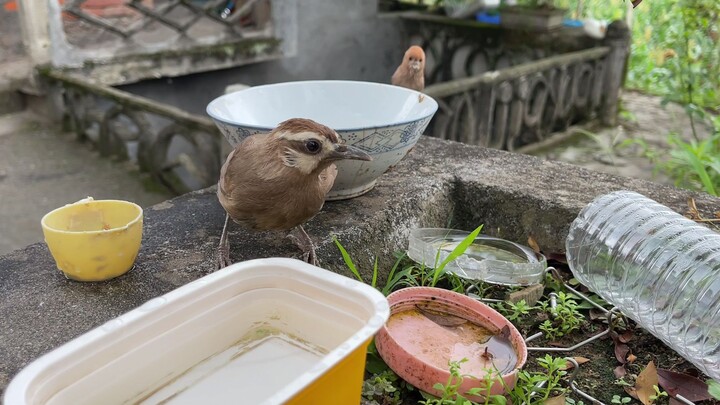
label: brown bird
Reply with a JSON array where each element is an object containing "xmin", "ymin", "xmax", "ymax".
[
  {"xmin": 391, "ymin": 45, "xmax": 426, "ymax": 92},
  {"xmin": 216, "ymin": 118, "xmax": 372, "ymax": 268}
]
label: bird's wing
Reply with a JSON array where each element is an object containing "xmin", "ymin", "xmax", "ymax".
[
  {"xmin": 391, "ymin": 65, "xmax": 403, "ymax": 86},
  {"xmin": 318, "ymin": 164, "xmax": 338, "ymax": 196}
]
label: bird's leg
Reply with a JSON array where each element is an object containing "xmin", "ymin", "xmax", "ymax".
[
  {"xmin": 217, "ymin": 213, "xmax": 232, "ymax": 269},
  {"xmin": 287, "ymin": 225, "xmax": 318, "ymax": 266}
]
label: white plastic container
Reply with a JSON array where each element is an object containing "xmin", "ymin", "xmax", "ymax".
[
  {"xmin": 4, "ymin": 258, "xmax": 389, "ymax": 405},
  {"xmin": 566, "ymin": 190, "xmax": 720, "ymax": 380}
]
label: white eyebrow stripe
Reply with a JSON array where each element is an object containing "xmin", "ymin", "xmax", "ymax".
[{"xmin": 277, "ymin": 131, "xmax": 324, "ymax": 142}]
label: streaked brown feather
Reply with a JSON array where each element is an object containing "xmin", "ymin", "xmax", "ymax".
[{"xmin": 217, "ymin": 119, "xmax": 338, "ymax": 231}]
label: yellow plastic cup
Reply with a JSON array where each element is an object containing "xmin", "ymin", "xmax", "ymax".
[{"xmin": 41, "ymin": 197, "xmax": 143, "ymax": 282}]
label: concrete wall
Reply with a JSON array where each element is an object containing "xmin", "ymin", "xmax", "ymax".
[{"xmin": 120, "ymin": 0, "xmax": 408, "ymax": 116}]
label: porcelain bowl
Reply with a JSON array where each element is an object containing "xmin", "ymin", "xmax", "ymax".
[{"xmin": 206, "ymin": 80, "xmax": 438, "ymax": 200}]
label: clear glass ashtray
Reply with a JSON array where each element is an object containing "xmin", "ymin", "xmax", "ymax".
[{"xmin": 407, "ymin": 228, "xmax": 547, "ymax": 286}]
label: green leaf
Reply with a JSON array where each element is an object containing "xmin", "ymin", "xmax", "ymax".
[
  {"xmin": 432, "ymin": 225, "xmax": 484, "ymax": 287},
  {"xmin": 709, "ymin": 380, "xmax": 720, "ymax": 400},
  {"xmin": 372, "ymin": 256, "xmax": 379, "ymax": 288},
  {"xmin": 333, "ymin": 237, "xmax": 362, "ymax": 282},
  {"xmin": 490, "ymin": 395, "xmax": 507, "ymax": 405},
  {"xmin": 680, "ymin": 144, "xmax": 717, "ymax": 195}
]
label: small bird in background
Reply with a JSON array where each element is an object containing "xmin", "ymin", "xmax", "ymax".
[
  {"xmin": 392, "ymin": 45, "xmax": 426, "ymax": 92},
  {"xmin": 216, "ymin": 118, "xmax": 372, "ymax": 268}
]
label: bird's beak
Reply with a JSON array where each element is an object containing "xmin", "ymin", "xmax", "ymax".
[
  {"xmin": 328, "ymin": 144, "xmax": 373, "ymax": 161},
  {"xmin": 409, "ymin": 61, "xmax": 421, "ymax": 71}
]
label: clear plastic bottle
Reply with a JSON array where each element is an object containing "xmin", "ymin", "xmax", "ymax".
[{"xmin": 566, "ymin": 190, "xmax": 720, "ymax": 381}]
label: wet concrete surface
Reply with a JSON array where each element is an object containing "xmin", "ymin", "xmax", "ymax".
[{"xmin": 0, "ymin": 111, "xmax": 171, "ymax": 255}]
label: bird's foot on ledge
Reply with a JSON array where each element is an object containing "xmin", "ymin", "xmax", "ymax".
[
  {"xmin": 287, "ymin": 225, "xmax": 318, "ymax": 266},
  {"xmin": 217, "ymin": 214, "xmax": 232, "ymax": 269},
  {"xmin": 217, "ymin": 244, "xmax": 232, "ymax": 269}
]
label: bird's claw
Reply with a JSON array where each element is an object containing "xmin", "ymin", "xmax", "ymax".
[
  {"xmin": 217, "ymin": 244, "xmax": 232, "ymax": 269},
  {"xmin": 287, "ymin": 229, "xmax": 319, "ymax": 267},
  {"xmin": 300, "ymin": 250, "xmax": 318, "ymax": 267}
]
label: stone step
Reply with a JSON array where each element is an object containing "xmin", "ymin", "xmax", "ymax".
[
  {"xmin": 0, "ymin": 90, "xmax": 25, "ymax": 116},
  {"xmin": 0, "ymin": 58, "xmax": 33, "ymax": 117}
]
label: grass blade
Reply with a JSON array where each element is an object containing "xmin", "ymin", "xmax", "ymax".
[
  {"xmin": 681, "ymin": 144, "xmax": 716, "ymax": 195},
  {"xmin": 372, "ymin": 256, "xmax": 378, "ymax": 288},
  {"xmin": 431, "ymin": 224, "xmax": 484, "ymax": 287},
  {"xmin": 333, "ymin": 236, "xmax": 362, "ymax": 282},
  {"xmin": 381, "ymin": 253, "xmax": 406, "ymax": 296}
]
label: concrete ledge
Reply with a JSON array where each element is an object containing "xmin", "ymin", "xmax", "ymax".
[{"xmin": 1, "ymin": 136, "xmax": 718, "ymax": 392}]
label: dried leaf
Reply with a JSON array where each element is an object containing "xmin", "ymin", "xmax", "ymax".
[
  {"xmin": 589, "ymin": 308, "xmax": 606, "ymax": 320},
  {"xmin": 543, "ymin": 395, "xmax": 565, "ymax": 405},
  {"xmin": 527, "ymin": 236, "xmax": 540, "ymax": 253},
  {"xmin": 500, "ymin": 325, "xmax": 511, "ymax": 340},
  {"xmin": 614, "ymin": 365, "xmax": 628, "ymax": 379},
  {"xmin": 562, "ymin": 356, "xmax": 591, "ymax": 370},
  {"xmin": 627, "ymin": 353, "xmax": 637, "ymax": 363},
  {"xmin": 610, "ymin": 330, "xmax": 631, "ymax": 364},
  {"xmin": 657, "ymin": 368, "xmax": 711, "ymax": 402},
  {"xmin": 619, "ymin": 330, "xmax": 634, "ymax": 343},
  {"xmin": 615, "ymin": 342, "xmax": 631, "ymax": 364},
  {"xmin": 546, "ymin": 252, "xmax": 567, "ymax": 263},
  {"xmin": 625, "ymin": 386, "xmax": 638, "ymax": 400},
  {"xmin": 415, "ymin": 305, "xmax": 467, "ymax": 327},
  {"xmin": 687, "ymin": 197, "xmax": 700, "ymax": 220},
  {"xmin": 635, "ymin": 361, "xmax": 660, "ymax": 405}
]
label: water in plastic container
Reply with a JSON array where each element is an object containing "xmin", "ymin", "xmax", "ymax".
[
  {"xmin": 566, "ymin": 190, "xmax": 720, "ymax": 380},
  {"xmin": 407, "ymin": 229, "xmax": 546, "ymax": 286}
]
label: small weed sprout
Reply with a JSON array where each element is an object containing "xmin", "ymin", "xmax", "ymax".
[
  {"xmin": 648, "ymin": 385, "xmax": 668, "ymax": 403},
  {"xmin": 495, "ymin": 299, "xmax": 535, "ymax": 322},
  {"xmin": 361, "ymin": 370, "xmax": 403, "ymax": 405},
  {"xmin": 418, "ymin": 359, "xmax": 506, "ymax": 405},
  {"xmin": 538, "ymin": 292, "xmax": 585, "ymax": 340},
  {"xmin": 418, "ymin": 359, "xmax": 475, "ymax": 405},
  {"xmin": 506, "ymin": 355, "xmax": 569, "ymax": 404},
  {"xmin": 709, "ymin": 379, "xmax": 720, "ymax": 400},
  {"xmin": 611, "ymin": 395, "xmax": 632, "ymax": 404}
]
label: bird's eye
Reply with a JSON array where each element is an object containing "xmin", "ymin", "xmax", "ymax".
[{"xmin": 305, "ymin": 139, "xmax": 321, "ymax": 153}]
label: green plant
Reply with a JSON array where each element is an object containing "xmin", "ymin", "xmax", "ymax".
[
  {"xmin": 614, "ymin": 377, "xmax": 634, "ymax": 388},
  {"xmin": 629, "ymin": 120, "xmax": 720, "ymax": 196},
  {"xmin": 362, "ymin": 370, "xmax": 403, "ymax": 405},
  {"xmin": 334, "ymin": 225, "xmax": 483, "ymax": 294},
  {"xmin": 507, "ymin": 355, "xmax": 569, "ymax": 404},
  {"xmin": 611, "ymin": 394, "xmax": 633, "ymax": 404},
  {"xmin": 708, "ymin": 379, "xmax": 720, "ymax": 400},
  {"xmin": 648, "ymin": 385, "xmax": 668, "ymax": 403},
  {"xmin": 557, "ymin": 0, "xmax": 720, "ymax": 110},
  {"xmin": 418, "ymin": 359, "xmax": 482, "ymax": 405},
  {"xmin": 514, "ymin": 0, "xmax": 558, "ymax": 9},
  {"xmin": 538, "ymin": 292, "xmax": 585, "ymax": 340},
  {"xmin": 495, "ymin": 299, "xmax": 535, "ymax": 321},
  {"xmin": 430, "ymin": 225, "xmax": 484, "ymax": 287},
  {"xmin": 333, "ymin": 239, "xmax": 413, "ymax": 295},
  {"xmin": 418, "ymin": 359, "xmax": 510, "ymax": 405}
]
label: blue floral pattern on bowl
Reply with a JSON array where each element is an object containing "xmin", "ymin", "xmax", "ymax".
[{"xmin": 212, "ymin": 113, "xmax": 435, "ymax": 200}]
